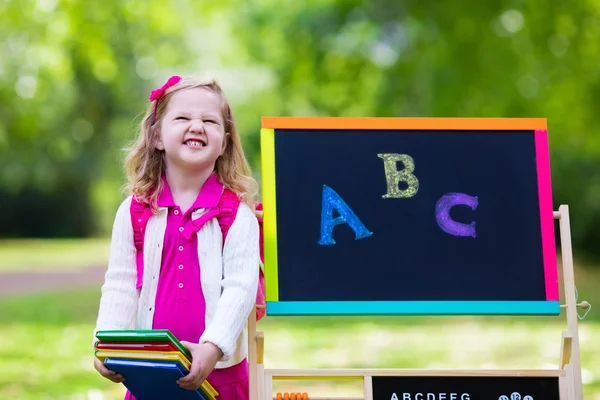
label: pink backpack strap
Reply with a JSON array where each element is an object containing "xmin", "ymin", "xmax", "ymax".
[
  {"xmin": 255, "ymin": 202, "xmax": 264, "ymax": 263},
  {"xmin": 253, "ymin": 201, "xmax": 266, "ymax": 320},
  {"xmin": 216, "ymin": 190, "xmax": 266, "ymax": 321},
  {"xmin": 130, "ymin": 196, "xmax": 153, "ymax": 290},
  {"xmin": 216, "ymin": 189, "xmax": 242, "ymax": 244}
]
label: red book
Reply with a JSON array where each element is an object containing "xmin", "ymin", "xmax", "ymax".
[{"xmin": 95, "ymin": 342, "xmax": 179, "ymax": 353}]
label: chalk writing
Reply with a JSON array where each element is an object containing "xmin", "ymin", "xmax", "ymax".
[
  {"xmin": 378, "ymin": 153, "xmax": 419, "ymax": 198},
  {"xmin": 318, "ymin": 184, "xmax": 373, "ymax": 245},
  {"xmin": 435, "ymin": 193, "xmax": 479, "ymax": 238}
]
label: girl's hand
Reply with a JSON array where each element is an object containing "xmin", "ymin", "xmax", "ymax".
[
  {"xmin": 94, "ymin": 357, "xmax": 125, "ymax": 383},
  {"xmin": 177, "ymin": 341, "xmax": 223, "ymax": 390}
]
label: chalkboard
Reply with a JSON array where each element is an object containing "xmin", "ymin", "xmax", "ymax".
[
  {"xmin": 260, "ymin": 118, "xmax": 559, "ymax": 316},
  {"xmin": 371, "ymin": 375, "xmax": 560, "ymax": 400}
]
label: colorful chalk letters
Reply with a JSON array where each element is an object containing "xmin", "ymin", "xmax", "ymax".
[{"xmin": 318, "ymin": 153, "xmax": 477, "ymax": 245}]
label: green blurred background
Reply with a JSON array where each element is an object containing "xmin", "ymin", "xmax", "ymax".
[{"xmin": 1, "ymin": 0, "xmax": 599, "ymax": 399}]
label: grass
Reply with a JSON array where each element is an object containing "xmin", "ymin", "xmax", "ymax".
[
  {"xmin": 0, "ymin": 288, "xmax": 599, "ymax": 399},
  {"xmin": 0, "ymin": 238, "xmax": 598, "ymax": 398},
  {"xmin": 0, "ymin": 288, "xmax": 125, "ymax": 400},
  {"xmin": 0, "ymin": 239, "xmax": 110, "ymax": 272}
]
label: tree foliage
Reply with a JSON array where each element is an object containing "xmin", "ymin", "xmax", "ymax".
[{"xmin": 1, "ymin": 0, "xmax": 599, "ymax": 259}]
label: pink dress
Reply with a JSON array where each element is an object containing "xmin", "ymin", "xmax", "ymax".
[{"xmin": 125, "ymin": 174, "xmax": 248, "ymax": 400}]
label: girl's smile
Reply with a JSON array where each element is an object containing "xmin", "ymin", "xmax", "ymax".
[
  {"xmin": 184, "ymin": 139, "xmax": 206, "ymax": 148},
  {"xmin": 155, "ymin": 87, "xmax": 227, "ymax": 172}
]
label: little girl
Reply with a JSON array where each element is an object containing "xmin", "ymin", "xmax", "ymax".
[{"xmin": 93, "ymin": 75, "xmax": 260, "ymax": 400}]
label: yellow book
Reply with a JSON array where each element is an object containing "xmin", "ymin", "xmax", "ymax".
[{"xmin": 95, "ymin": 350, "xmax": 192, "ymax": 372}]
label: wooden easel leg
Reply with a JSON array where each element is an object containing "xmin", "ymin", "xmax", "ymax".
[
  {"xmin": 265, "ymin": 370, "xmax": 273, "ymax": 400},
  {"xmin": 257, "ymin": 362, "xmax": 265, "ymax": 400},
  {"xmin": 249, "ymin": 306, "xmax": 258, "ymax": 400},
  {"xmin": 257, "ymin": 332, "xmax": 265, "ymax": 400},
  {"xmin": 559, "ymin": 366, "xmax": 569, "ymax": 400},
  {"xmin": 564, "ymin": 364, "xmax": 577, "ymax": 400},
  {"xmin": 560, "ymin": 331, "xmax": 572, "ymax": 369},
  {"xmin": 558, "ymin": 205, "xmax": 584, "ymax": 400},
  {"xmin": 363, "ymin": 375, "xmax": 373, "ymax": 400}
]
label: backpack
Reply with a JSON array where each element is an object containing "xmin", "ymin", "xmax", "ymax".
[{"xmin": 129, "ymin": 189, "xmax": 266, "ymax": 321}]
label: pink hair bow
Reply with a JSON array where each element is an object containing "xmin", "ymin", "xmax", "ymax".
[
  {"xmin": 149, "ymin": 75, "xmax": 182, "ymax": 102},
  {"xmin": 149, "ymin": 75, "xmax": 181, "ymax": 123}
]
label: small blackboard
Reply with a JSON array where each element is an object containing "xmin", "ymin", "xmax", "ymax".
[
  {"xmin": 260, "ymin": 118, "xmax": 558, "ymax": 316},
  {"xmin": 371, "ymin": 375, "xmax": 560, "ymax": 400}
]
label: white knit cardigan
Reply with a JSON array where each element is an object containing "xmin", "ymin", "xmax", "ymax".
[{"xmin": 94, "ymin": 195, "xmax": 259, "ymax": 369}]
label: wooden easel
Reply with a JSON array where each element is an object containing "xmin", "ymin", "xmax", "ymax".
[
  {"xmin": 246, "ymin": 204, "xmax": 588, "ymax": 400},
  {"xmin": 555, "ymin": 205, "xmax": 588, "ymax": 400}
]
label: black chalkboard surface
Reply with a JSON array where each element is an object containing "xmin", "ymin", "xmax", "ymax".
[
  {"xmin": 371, "ymin": 375, "xmax": 560, "ymax": 400},
  {"xmin": 260, "ymin": 118, "xmax": 558, "ymax": 316}
]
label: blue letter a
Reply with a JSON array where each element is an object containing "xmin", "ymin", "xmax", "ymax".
[{"xmin": 318, "ymin": 184, "xmax": 373, "ymax": 245}]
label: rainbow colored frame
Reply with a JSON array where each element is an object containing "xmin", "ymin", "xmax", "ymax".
[{"xmin": 260, "ymin": 117, "xmax": 559, "ymax": 316}]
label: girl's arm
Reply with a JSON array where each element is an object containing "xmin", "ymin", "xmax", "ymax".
[
  {"xmin": 200, "ymin": 203, "xmax": 259, "ymax": 361},
  {"xmin": 94, "ymin": 196, "xmax": 139, "ymax": 342}
]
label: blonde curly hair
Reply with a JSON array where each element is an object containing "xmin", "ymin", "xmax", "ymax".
[{"xmin": 123, "ymin": 76, "xmax": 257, "ymax": 210}]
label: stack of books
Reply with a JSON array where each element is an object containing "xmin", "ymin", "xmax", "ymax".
[{"xmin": 94, "ymin": 329, "xmax": 218, "ymax": 400}]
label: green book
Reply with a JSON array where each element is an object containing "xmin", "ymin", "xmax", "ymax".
[{"xmin": 95, "ymin": 329, "xmax": 193, "ymax": 361}]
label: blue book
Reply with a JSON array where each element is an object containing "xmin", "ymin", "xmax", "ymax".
[{"xmin": 104, "ymin": 357, "xmax": 211, "ymax": 400}]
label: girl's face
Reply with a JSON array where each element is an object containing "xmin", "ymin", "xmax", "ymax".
[{"xmin": 155, "ymin": 87, "xmax": 227, "ymax": 174}]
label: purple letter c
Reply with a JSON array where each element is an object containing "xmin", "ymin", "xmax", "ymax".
[{"xmin": 435, "ymin": 193, "xmax": 478, "ymax": 238}]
